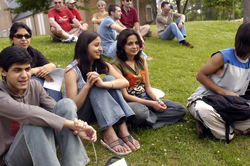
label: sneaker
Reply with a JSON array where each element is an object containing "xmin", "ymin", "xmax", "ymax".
[
  {"xmin": 61, "ymin": 38, "xmax": 72, "ymax": 43},
  {"xmin": 183, "ymin": 42, "xmax": 194, "ymax": 48},
  {"xmin": 61, "ymin": 35, "xmax": 73, "ymax": 43},
  {"xmin": 195, "ymin": 119, "xmax": 205, "ymax": 138},
  {"xmin": 71, "ymin": 36, "xmax": 78, "ymax": 42}
]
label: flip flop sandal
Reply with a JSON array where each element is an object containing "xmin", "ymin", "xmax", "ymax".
[
  {"xmin": 100, "ymin": 138, "xmax": 132, "ymax": 156},
  {"xmin": 121, "ymin": 135, "xmax": 140, "ymax": 151}
]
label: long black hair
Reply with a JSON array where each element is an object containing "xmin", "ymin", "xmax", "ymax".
[
  {"xmin": 73, "ymin": 30, "xmax": 109, "ymax": 81},
  {"xmin": 9, "ymin": 22, "xmax": 32, "ymax": 40},
  {"xmin": 116, "ymin": 28, "xmax": 143, "ymax": 64},
  {"xmin": 235, "ymin": 21, "xmax": 250, "ymax": 58}
]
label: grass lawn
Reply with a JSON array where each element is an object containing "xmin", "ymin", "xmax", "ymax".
[{"xmin": 1, "ymin": 20, "xmax": 250, "ymax": 166}]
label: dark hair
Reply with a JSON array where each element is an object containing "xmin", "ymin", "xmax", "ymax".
[
  {"xmin": 9, "ymin": 22, "xmax": 32, "ymax": 40},
  {"xmin": 0, "ymin": 46, "xmax": 32, "ymax": 80},
  {"xmin": 161, "ymin": 1, "xmax": 169, "ymax": 8},
  {"xmin": 108, "ymin": 4, "xmax": 119, "ymax": 16},
  {"xmin": 235, "ymin": 21, "xmax": 250, "ymax": 58},
  {"xmin": 73, "ymin": 30, "xmax": 109, "ymax": 81},
  {"xmin": 116, "ymin": 29, "xmax": 143, "ymax": 63}
]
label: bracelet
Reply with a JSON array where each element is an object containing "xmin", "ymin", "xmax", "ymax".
[{"xmin": 110, "ymin": 81, "xmax": 114, "ymax": 89}]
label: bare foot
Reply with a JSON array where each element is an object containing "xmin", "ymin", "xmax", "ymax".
[
  {"xmin": 120, "ymin": 135, "xmax": 140, "ymax": 151},
  {"xmin": 103, "ymin": 127, "xmax": 131, "ymax": 154},
  {"xmin": 103, "ymin": 137, "xmax": 131, "ymax": 153},
  {"xmin": 147, "ymin": 56, "xmax": 153, "ymax": 61}
]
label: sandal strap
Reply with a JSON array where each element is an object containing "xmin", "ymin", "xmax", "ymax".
[
  {"xmin": 122, "ymin": 135, "xmax": 133, "ymax": 144},
  {"xmin": 109, "ymin": 138, "xmax": 124, "ymax": 148}
]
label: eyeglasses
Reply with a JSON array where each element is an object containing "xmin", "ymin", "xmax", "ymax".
[
  {"xmin": 54, "ymin": 1, "xmax": 62, "ymax": 4},
  {"xmin": 125, "ymin": 0, "xmax": 132, "ymax": 2},
  {"xmin": 13, "ymin": 34, "xmax": 31, "ymax": 39}
]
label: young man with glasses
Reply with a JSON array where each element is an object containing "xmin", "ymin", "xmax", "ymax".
[
  {"xmin": 156, "ymin": 1, "xmax": 194, "ymax": 48},
  {"xmin": 65, "ymin": 0, "xmax": 88, "ymax": 29},
  {"xmin": 48, "ymin": 0, "xmax": 87, "ymax": 43},
  {"xmin": 119, "ymin": 0, "xmax": 151, "ymax": 41}
]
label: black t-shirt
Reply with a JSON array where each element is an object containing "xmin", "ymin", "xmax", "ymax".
[{"xmin": 27, "ymin": 46, "xmax": 49, "ymax": 68}]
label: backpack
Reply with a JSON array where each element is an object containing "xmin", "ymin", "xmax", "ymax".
[{"xmin": 202, "ymin": 94, "xmax": 250, "ymax": 143}]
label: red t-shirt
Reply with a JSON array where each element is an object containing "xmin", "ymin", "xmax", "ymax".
[
  {"xmin": 48, "ymin": 8, "xmax": 74, "ymax": 32},
  {"xmin": 70, "ymin": 8, "xmax": 83, "ymax": 22},
  {"xmin": 120, "ymin": 6, "xmax": 139, "ymax": 28}
]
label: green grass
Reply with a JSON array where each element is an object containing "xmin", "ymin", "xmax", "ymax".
[{"xmin": 1, "ymin": 21, "xmax": 250, "ymax": 166}]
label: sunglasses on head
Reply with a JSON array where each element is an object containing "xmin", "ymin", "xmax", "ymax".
[
  {"xmin": 54, "ymin": 1, "xmax": 62, "ymax": 4},
  {"xmin": 125, "ymin": 0, "xmax": 132, "ymax": 2},
  {"xmin": 13, "ymin": 34, "xmax": 31, "ymax": 39}
]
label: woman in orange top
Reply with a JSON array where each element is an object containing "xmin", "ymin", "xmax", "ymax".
[{"xmin": 112, "ymin": 29, "xmax": 186, "ymax": 129}]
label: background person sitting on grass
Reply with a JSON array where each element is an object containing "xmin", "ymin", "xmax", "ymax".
[
  {"xmin": 112, "ymin": 29, "xmax": 186, "ymax": 129},
  {"xmin": 98, "ymin": 4, "xmax": 152, "ymax": 60},
  {"xmin": 63, "ymin": 30, "xmax": 140, "ymax": 155},
  {"xmin": 48, "ymin": 0, "xmax": 87, "ymax": 43},
  {"xmin": 65, "ymin": 0, "xmax": 89, "ymax": 29},
  {"xmin": 91, "ymin": 0, "xmax": 108, "ymax": 32},
  {"xmin": 187, "ymin": 21, "xmax": 250, "ymax": 140},
  {"xmin": 0, "ymin": 46, "xmax": 96, "ymax": 166},
  {"xmin": 9, "ymin": 22, "xmax": 62, "ymax": 102},
  {"xmin": 156, "ymin": 1, "xmax": 194, "ymax": 48},
  {"xmin": 119, "ymin": 0, "xmax": 151, "ymax": 40}
]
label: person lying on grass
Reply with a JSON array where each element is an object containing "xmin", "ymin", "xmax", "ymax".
[
  {"xmin": 187, "ymin": 21, "xmax": 250, "ymax": 140},
  {"xmin": 63, "ymin": 30, "xmax": 140, "ymax": 156},
  {"xmin": 0, "ymin": 46, "xmax": 96, "ymax": 166},
  {"xmin": 112, "ymin": 28, "xmax": 186, "ymax": 129}
]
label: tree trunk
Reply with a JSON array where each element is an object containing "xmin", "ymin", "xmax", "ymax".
[
  {"xmin": 150, "ymin": 0, "xmax": 157, "ymax": 22},
  {"xmin": 243, "ymin": 0, "xmax": 250, "ymax": 22},
  {"xmin": 176, "ymin": 0, "xmax": 181, "ymax": 13},
  {"xmin": 223, "ymin": 5, "xmax": 225, "ymax": 20},
  {"xmin": 192, "ymin": 4, "xmax": 194, "ymax": 21},
  {"xmin": 182, "ymin": 0, "xmax": 189, "ymax": 14},
  {"xmin": 200, "ymin": 0, "xmax": 202, "ymax": 21},
  {"xmin": 210, "ymin": 8, "xmax": 212, "ymax": 20},
  {"xmin": 232, "ymin": 0, "xmax": 234, "ymax": 20}
]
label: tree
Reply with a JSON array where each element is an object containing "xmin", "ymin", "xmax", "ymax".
[
  {"xmin": 243, "ymin": 0, "xmax": 250, "ymax": 22},
  {"xmin": 204, "ymin": 0, "xmax": 233, "ymax": 20},
  {"xmin": 174, "ymin": 0, "xmax": 190, "ymax": 14},
  {"xmin": 199, "ymin": 0, "xmax": 203, "ymax": 20},
  {"xmin": 6, "ymin": 0, "xmax": 52, "ymax": 13},
  {"xmin": 150, "ymin": 0, "xmax": 157, "ymax": 22},
  {"xmin": 185, "ymin": 0, "xmax": 203, "ymax": 21}
]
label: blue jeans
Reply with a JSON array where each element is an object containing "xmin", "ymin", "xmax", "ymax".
[
  {"xmin": 31, "ymin": 76, "xmax": 62, "ymax": 102},
  {"xmin": 104, "ymin": 41, "xmax": 148, "ymax": 59},
  {"xmin": 159, "ymin": 18, "xmax": 187, "ymax": 42},
  {"xmin": 77, "ymin": 75, "xmax": 135, "ymax": 131},
  {"xmin": 4, "ymin": 99, "xmax": 90, "ymax": 166},
  {"xmin": 128, "ymin": 98, "xmax": 186, "ymax": 129}
]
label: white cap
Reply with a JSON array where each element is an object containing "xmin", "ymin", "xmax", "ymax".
[{"xmin": 65, "ymin": 0, "xmax": 76, "ymax": 3}]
